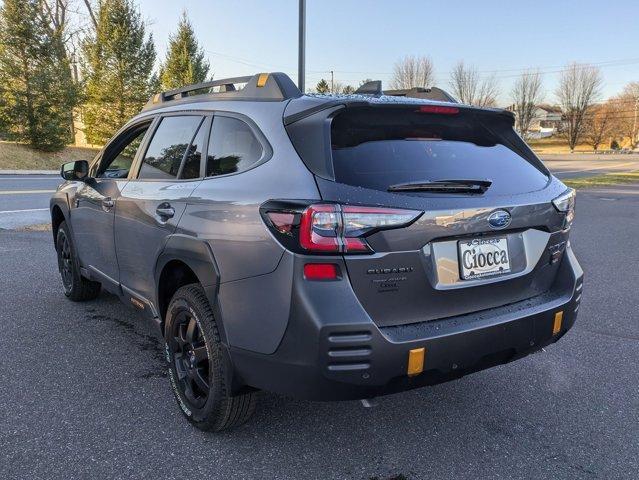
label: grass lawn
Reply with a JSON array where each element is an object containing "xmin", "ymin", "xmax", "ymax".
[
  {"xmin": 563, "ymin": 173, "xmax": 639, "ymax": 189},
  {"xmin": 528, "ymin": 137, "xmax": 594, "ymax": 154},
  {"xmin": 0, "ymin": 141, "xmax": 100, "ymax": 170}
]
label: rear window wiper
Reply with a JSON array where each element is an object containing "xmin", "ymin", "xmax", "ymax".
[{"xmin": 387, "ymin": 179, "xmax": 492, "ymax": 194}]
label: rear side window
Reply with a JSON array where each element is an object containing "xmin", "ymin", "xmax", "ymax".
[
  {"xmin": 330, "ymin": 107, "xmax": 549, "ymax": 195},
  {"xmin": 180, "ymin": 117, "xmax": 209, "ymax": 179},
  {"xmin": 139, "ymin": 116, "xmax": 203, "ymax": 180},
  {"xmin": 206, "ymin": 116, "xmax": 263, "ymax": 177}
]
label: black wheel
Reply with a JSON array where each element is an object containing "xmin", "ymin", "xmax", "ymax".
[
  {"xmin": 56, "ymin": 221, "xmax": 101, "ymax": 301},
  {"xmin": 165, "ymin": 284, "xmax": 257, "ymax": 432}
]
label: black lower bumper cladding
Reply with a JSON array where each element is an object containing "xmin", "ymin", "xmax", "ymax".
[{"xmin": 230, "ymin": 247, "xmax": 583, "ymax": 401}]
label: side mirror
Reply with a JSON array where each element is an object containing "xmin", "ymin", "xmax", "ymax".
[{"xmin": 60, "ymin": 160, "xmax": 89, "ymax": 181}]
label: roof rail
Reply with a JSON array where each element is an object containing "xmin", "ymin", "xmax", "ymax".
[
  {"xmin": 354, "ymin": 80, "xmax": 383, "ymax": 96},
  {"xmin": 384, "ymin": 86, "xmax": 458, "ymax": 103},
  {"xmin": 351, "ymin": 79, "xmax": 458, "ymax": 103},
  {"xmin": 142, "ymin": 72, "xmax": 302, "ymax": 112}
]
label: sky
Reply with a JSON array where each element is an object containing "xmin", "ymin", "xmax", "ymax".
[{"xmin": 137, "ymin": 0, "xmax": 639, "ymax": 105}]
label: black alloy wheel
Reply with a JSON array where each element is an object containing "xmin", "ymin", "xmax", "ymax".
[
  {"xmin": 56, "ymin": 228, "xmax": 73, "ymax": 294},
  {"xmin": 169, "ymin": 310, "xmax": 211, "ymax": 409}
]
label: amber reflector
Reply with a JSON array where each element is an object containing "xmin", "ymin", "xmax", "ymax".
[
  {"xmin": 553, "ymin": 311, "xmax": 564, "ymax": 335},
  {"xmin": 407, "ymin": 347, "xmax": 425, "ymax": 376}
]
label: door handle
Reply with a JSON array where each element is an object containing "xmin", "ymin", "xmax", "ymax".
[
  {"xmin": 156, "ymin": 203, "xmax": 175, "ymax": 219},
  {"xmin": 102, "ymin": 197, "xmax": 114, "ymax": 211}
]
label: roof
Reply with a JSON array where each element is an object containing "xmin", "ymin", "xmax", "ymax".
[{"xmin": 536, "ymin": 104, "xmax": 563, "ymax": 114}]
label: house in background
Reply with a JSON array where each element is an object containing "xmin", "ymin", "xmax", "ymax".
[{"xmin": 505, "ymin": 104, "xmax": 563, "ymax": 138}]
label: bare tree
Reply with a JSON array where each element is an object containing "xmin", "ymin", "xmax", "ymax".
[
  {"xmin": 390, "ymin": 55, "xmax": 435, "ymax": 89},
  {"xmin": 610, "ymin": 82, "xmax": 639, "ymax": 148},
  {"xmin": 583, "ymin": 102, "xmax": 614, "ymax": 150},
  {"xmin": 449, "ymin": 61, "xmax": 499, "ymax": 107},
  {"xmin": 556, "ymin": 63, "xmax": 603, "ymax": 151},
  {"xmin": 82, "ymin": 0, "xmax": 98, "ymax": 29},
  {"xmin": 510, "ymin": 70, "xmax": 544, "ymax": 139}
]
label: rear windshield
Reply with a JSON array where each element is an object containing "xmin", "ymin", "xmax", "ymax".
[{"xmin": 330, "ymin": 107, "xmax": 548, "ymax": 195}]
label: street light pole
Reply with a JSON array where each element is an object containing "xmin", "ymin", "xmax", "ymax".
[
  {"xmin": 298, "ymin": 0, "xmax": 306, "ymax": 93},
  {"xmin": 633, "ymin": 96, "xmax": 638, "ymax": 149}
]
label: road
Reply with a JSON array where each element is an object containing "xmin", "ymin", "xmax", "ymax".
[
  {"xmin": 0, "ymin": 175, "xmax": 59, "ymax": 229},
  {"xmin": 0, "ymin": 185, "xmax": 638, "ymax": 479},
  {"xmin": 542, "ymin": 154, "xmax": 639, "ymax": 179}
]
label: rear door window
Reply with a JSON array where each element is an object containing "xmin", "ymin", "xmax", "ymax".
[
  {"xmin": 330, "ymin": 107, "xmax": 549, "ymax": 195},
  {"xmin": 139, "ymin": 116, "xmax": 203, "ymax": 180},
  {"xmin": 206, "ymin": 116, "xmax": 263, "ymax": 177}
]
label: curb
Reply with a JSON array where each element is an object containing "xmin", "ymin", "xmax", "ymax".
[{"xmin": 0, "ymin": 169, "xmax": 58, "ymax": 175}]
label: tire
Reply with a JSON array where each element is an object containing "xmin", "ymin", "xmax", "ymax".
[
  {"xmin": 164, "ymin": 283, "xmax": 257, "ymax": 432},
  {"xmin": 56, "ymin": 221, "xmax": 101, "ymax": 302}
]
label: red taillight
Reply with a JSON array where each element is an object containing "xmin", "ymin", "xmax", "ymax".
[
  {"xmin": 299, "ymin": 204, "xmax": 341, "ymax": 251},
  {"xmin": 299, "ymin": 204, "xmax": 421, "ymax": 254},
  {"xmin": 417, "ymin": 105, "xmax": 459, "ymax": 115},
  {"xmin": 303, "ymin": 263, "xmax": 341, "ymax": 280}
]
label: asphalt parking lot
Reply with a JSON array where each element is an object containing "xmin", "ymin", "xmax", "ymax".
[{"xmin": 0, "ymin": 185, "xmax": 638, "ymax": 480}]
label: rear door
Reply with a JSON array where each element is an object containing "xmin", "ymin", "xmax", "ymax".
[
  {"xmin": 290, "ymin": 105, "xmax": 568, "ymax": 327},
  {"xmin": 72, "ymin": 121, "xmax": 152, "ymax": 284},
  {"xmin": 114, "ymin": 113, "xmax": 209, "ymax": 305}
]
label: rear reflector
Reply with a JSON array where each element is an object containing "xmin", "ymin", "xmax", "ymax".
[
  {"xmin": 407, "ymin": 347, "xmax": 425, "ymax": 376},
  {"xmin": 303, "ymin": 263, "xmax": 341, "ymax": 281},
  {"xmin": 266, "ymin": 212, "xmax": 296, "ymax": 234},
  {"xmin": 553, "ymin": 311, "xmax": 563, "ymax": 335},
  {"xmin": 417, "ymin": 105, "xmax": 459, "ymax": 115}
]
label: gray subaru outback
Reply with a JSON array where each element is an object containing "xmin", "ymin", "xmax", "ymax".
[{"xmin": 51, "ymin": 72, "xmax": 583, "ymax": 431}]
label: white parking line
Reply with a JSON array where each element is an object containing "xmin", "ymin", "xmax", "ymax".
[
  {"xmin": 0, "ymin": 208, "xmax": 49, "ymax": 214},
  {"xmin": 0, "ymin": 177, "xmax": 58, "ymax": 180},
  {"xmin": 0, "ymin": 189, "xmax": 54, "ymax": 195}
]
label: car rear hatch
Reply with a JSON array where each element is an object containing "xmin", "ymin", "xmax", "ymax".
[{"xmin": 284, "ymin": 100, "xmax": 573, "ymax": 327}]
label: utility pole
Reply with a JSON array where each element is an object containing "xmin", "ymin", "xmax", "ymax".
[
  {"xmin": 633, "ymin": 97, "xmax": 639, "ymax": 149},
  {"xmin": 330, "ymin": 70, "xmax": 334, "ymax": 94},
  {"xmin": 298, "ymin": 0, "xmax": 306, "ymax": 93}
]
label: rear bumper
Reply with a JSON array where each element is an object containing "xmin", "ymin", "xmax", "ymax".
[{"xmin": 229, "ymin": 244, "xmax": 583, "ymax": 400}]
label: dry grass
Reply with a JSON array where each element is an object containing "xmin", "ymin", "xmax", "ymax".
[
  {"xmin": 0, "ymin": 141, "xmax": 100, "ymax": 170},
  {"xmin": 528, "ymin": 137, "xmax": 594, "ymax": 154},
  {"xmin": 563, "ymin": 173, "xmax": 639, "ymax": 189}
]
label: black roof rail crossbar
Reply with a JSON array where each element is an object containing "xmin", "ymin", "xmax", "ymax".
[
  {"xmin": 161, "ymin": 75, "xmax": 252, "ymax": 101},
  {"xmin": 354, "ymin": 80, "xmax": 383, "ymax": 96},
  {"xmin": 384, "ymin": 86, "xmax": 458, "ymax": 103},
  {"xmin": 143, "ymin": 72, "xmax": 302, "ymax": 111}
]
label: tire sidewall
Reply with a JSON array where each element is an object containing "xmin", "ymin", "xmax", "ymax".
[
  {"xmin": 56, "ymin": 222, "xmax": 79, "ymax": 297},
  {"xmin": 164, "ymin": 293, "xmax": 221, "ymax": 425}
]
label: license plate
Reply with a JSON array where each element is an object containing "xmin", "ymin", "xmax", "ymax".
[{"xmin": 458, "ymin": 237, "xmax": 511, "ymax": 280}]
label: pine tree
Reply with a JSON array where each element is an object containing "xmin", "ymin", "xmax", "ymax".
[
  {"xmin": 0, "ymin": 0, "xmax": 77, "ymax": 151},
  {"xmin": 316, "ymin": 79, "xmax": 330, "ymax": 94},
  {"xmin": 159, "ymin": 13, "xmax": 210, "ymax": 90},
  {"xmin": 82, "ymin": 0, "xmax": 156, "ymax": 145}
]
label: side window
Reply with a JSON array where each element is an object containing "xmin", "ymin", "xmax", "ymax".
[
  {"xmin": 138, "ymin": 116, "xmax": 203, "ymax": 180},
  {"xmin": 97, "ymin": 124, "xmax": 150, "ymax": 178},
  {"xmin": 180, "ymin": 117, "xmax": 209, "ymax": 180},
  {"xmin": 206, "ymin": 116, "xmax": 264, "ymax": 177}
]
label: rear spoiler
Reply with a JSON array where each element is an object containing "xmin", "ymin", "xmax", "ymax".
[{"xmin": 283, "ymin": 97, "xmax": 514, "ymax": 126}]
